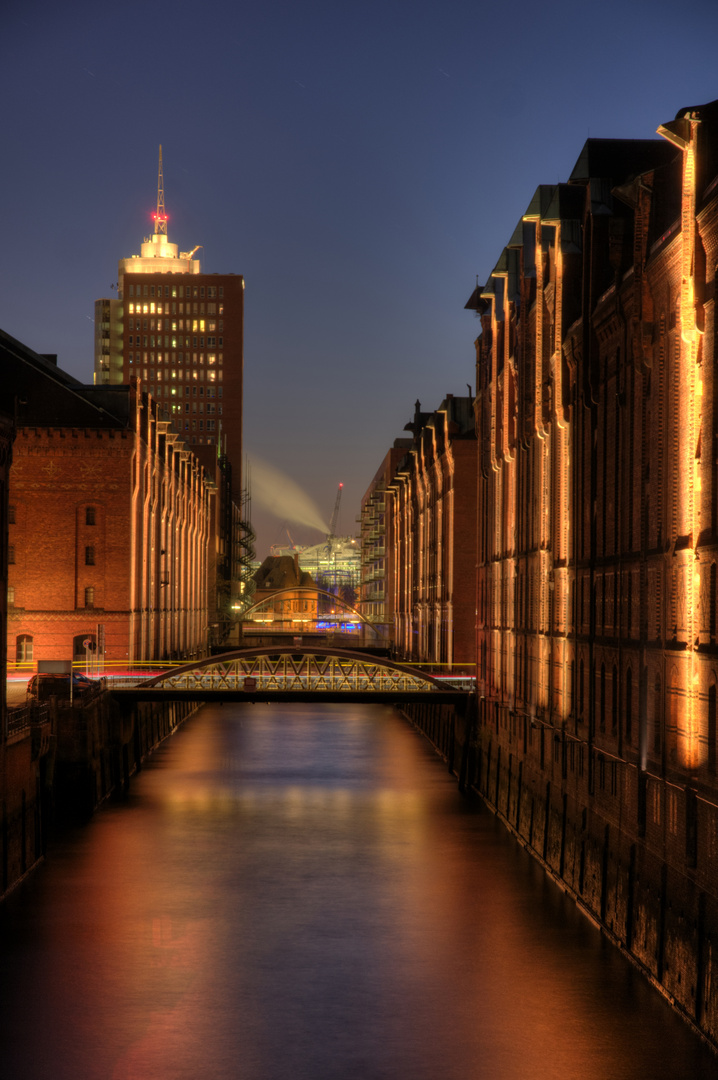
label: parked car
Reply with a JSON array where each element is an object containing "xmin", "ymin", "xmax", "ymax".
[{"xmin": 27, "ymin": 673, "xmax": 94, "ymax": 701}]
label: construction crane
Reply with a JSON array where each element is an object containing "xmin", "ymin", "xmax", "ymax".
[
  {"xmin": 329, "ymin": 483, "xmax": 343, "ymax": 538},
  {"xmin": 324, "ymin": 483, "xmax": 344, "ymax": 558}
]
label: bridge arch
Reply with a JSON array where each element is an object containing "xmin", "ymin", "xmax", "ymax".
[
  {"xmin": 142, "ymin": 646, "xmax": 454, "ymax": 695},
  {"xmin": 240, "ymin": 587, "xmax": 380, "ymax": 639}
]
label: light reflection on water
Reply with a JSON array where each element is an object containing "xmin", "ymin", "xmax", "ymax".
[{"xmin": 0, "ymin": 702, "xmax": 716, "ymax": 1079}]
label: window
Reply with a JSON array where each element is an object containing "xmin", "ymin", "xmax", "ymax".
[
  {"xmin": 86, "ymin": 506, "xmax": 96, "ymax": 526},
  {"xmin": 16, "ymin": 635, "xmax": 33, "ymax": 662},
  {"xmin": 84, "ymin": 587, "xmax": 95, "ymax": 608},
  {"xmin": 8, "ymin": 544, "xmax": 15, "ymax": 564},
  {"xmin": 74, "ymin": 630, "xmax": 96, "ymax": 656},
  {"xmin": 85, "ymin": 546, "xmax": 95, "ymax": 566},
  {"xmin": 7, "ymin": 586, "xmax": 15, "ymax": 606},
  {"xmin": 8, "ymin": 505, "xmax": 15, "ymax": 524}
]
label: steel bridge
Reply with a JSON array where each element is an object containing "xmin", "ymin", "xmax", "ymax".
[{"xmin": 109, "ymin": 647, "xmax": 468, "ymax": 705}]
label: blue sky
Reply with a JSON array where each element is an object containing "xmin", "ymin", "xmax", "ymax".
[{"xmin": 3, "ymin": 0, "xmax": 718, "ymax": 554}]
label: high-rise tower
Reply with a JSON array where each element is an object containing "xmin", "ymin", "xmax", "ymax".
[
  {"xmin": 94, "ymin": 148, "xmax": 244, "ymax": 479},
  {"xmin": 94, "ymin": 150, "xmax": 247, "ymax": 647}
]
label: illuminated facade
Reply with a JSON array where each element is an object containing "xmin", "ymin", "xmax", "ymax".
[
  {"xmin": 359, "ymin": 443, "xmax": 411, "ymax": 640},
  {"xmin": 4, "ymin": 331, "xmax": 213, "ymax": 666},
  {"xmin": 472, "ymin": 105, "xmax": 718, "ymax": 784},
  {"xmin": 94, "ymin": 149, "xmax": 244, "ymax": 475},
  {"xmin": 94, "ymin": 152, "xmax": 246, "ymax": 645},
  {"xmin": 469, "ymin": 102, "xmax": 718, "ymax": 1042},
  {"xmin": 369, "ymin": 397, "xmax": 476, "ymax": 671}
]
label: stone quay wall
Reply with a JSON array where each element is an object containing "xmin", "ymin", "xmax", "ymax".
[{"xmin": 402, "ymin": 698, "xmax": 718, "ymax": 1057}]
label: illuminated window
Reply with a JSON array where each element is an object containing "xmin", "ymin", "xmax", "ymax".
[
  {"xmin": 7, "ymin": 586, "xmax": 14, "ymax": 606},
  {"xmin": 85, "ymin": 587, "xmax": 95, "ymax": 609},
  {"xmin": 85, "ymin": 546, "xmax": 95, "ymax": 566},
  {"xmin": 86, "ymin": 506, "xmax": 96, "ymax": 526},
  {"xmin": 16, "ymin": 634, "xmax": 33, "ymax": 662}
]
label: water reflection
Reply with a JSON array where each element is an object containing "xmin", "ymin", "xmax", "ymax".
[{"xmin": 0, "ymin": 703, "xmax": 715, "ymax": 1079}]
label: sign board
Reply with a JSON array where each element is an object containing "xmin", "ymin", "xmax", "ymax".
[{"xmin": 37, "ymin": 660, "xmax": 72, "ymax": 674}]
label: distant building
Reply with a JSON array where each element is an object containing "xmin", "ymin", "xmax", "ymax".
[
  {"xmin": 358, "ymin": 442, "xmax": 411, "ymax": 640},
  {"xmin": 93, "ymin": 149, "xmax": 248, "ymax": 644},
  {"xmin": 270, "ymin": 537, "xmax": 361, "ymax": 604},
  {"xmin": 4, "ymin": 329, "xmax": 213, "ymax": 667},
  {"xmin": 362, "ymin": 397, "xmax": 476, "ymax": 670},
  {"xmin": 94, "ymin": 150, "xmax": 243, "ymax": 467}
]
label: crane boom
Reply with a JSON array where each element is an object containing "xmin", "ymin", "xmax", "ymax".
[{"xmin": 329, "ymin": 483, "xmax": 343, "ymax": 538}]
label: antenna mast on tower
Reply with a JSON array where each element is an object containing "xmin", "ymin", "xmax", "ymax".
[{"xmin": 154, "ymin": 145, "xmax": 167, "ymax": 234}]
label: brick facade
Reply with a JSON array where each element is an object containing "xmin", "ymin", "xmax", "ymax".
[
  {"xmin": 4, "ymin": 335, "xmax": 213, "ymax": 669},
  {"xmin": 470, "ymin": 100, "xmax": 718, "ymax": 1045},
  {"xmin": 364, "ymin": 396, "xmax": 477, "ymax": 672}
]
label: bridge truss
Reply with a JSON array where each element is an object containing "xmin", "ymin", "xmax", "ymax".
[{"xmin": 143, "ymin": 648, "xmax": 447, "ymax": 695}]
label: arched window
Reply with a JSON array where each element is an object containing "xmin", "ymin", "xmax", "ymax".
[
  {"xmin": 625, "ymin": 668, "xmax": 633, "ymax": 745},
  {"xmin": 73, "ymin": 634, "xmax": 96, "ymax": 659},
  {"xmin": 84, "ymin": 586, "xmax": 95, "ymax": 608},
  {"xmin": 16, "ymin": 635, "xmax": 33, "ymax": 662}
]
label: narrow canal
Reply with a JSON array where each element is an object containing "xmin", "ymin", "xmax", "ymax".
[{"xmin": 1, "ymin": 702, "xmax": 716, "ymax": 1079}]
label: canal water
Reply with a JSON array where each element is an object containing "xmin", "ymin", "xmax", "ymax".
[{"xmin": 1, "ymin": 703, "xmax": 716, "ymax": 1080}]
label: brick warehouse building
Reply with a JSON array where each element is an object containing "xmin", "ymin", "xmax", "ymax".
[
  {"xmin": 361, "ymin": 396, "xmax": 476, "ymax": 672},
  {"xmin": 3, "ymin": 330, "xmax": 213, "ymax": 668},
  {"xmin": 467, "ymin": 100, "xmax": 718, "ymax": 1045},
  {"xmin": 358, "ymin": 441, "xmax": 411, "ymax": 642}
]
